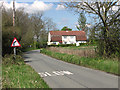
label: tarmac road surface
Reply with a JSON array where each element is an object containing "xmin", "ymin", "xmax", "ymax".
[{"xmin": 24, "ymin": 50, "xmax": 118, "ymax": 89}]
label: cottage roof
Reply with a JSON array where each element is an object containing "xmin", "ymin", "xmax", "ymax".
[{"xmin": 50, "ymin": 31, "xmax": 87, "ymax": 42}]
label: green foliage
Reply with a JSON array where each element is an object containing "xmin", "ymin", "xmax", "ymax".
[
  {"xmin": 2, "ymin": 8, "xmax": 34, "ymax": 56},
  {"xmin": 88, "ymin": 19, "xmax": 120, "ymax": 58},
  {"xmin": 2, "ymin": 65, "xmax": 50, "ymax": 88},
  {"xmin": 41, "ymin": 49, "xmax": 118, "ymax": 75},
  {"xmin": 2, "ymin": 54, "xmax": 24, "ymax": 65},
  {"xmin": 49, "ymin": 44, "xmax": 76, "ymax": 47},
  {"xmin": 49, "ymin": 43, "xmax": 95, "ymax": 48},
  {"xmin": 34, "ymin": 41, "xmax": 47, "ymax": 49},
  {"xmin": 61, "ymin": 26, "xmax": 72, "ymax": 31},
  {"xmin": 79, "ymin": 43, "xmax": 87, "ymax": 46},
  {"xmin": 2, "ymin": 26, "xmax": 22, "ymax": 55},
  {"xmin": 95, "ymin": 21, "xmax": 120, "ymax": 58},
  {"xmin": 62, "ymin": 1, "xmax": 119, "ymax": 58},
  {"xmin": 22, "ymin": 47, "xmax": 37, "ymax": 52}
]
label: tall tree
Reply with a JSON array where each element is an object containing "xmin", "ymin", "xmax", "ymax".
[
  {"xmin": 44, "ymin": 17, "xmax": 57, "ymax": 31},
  {"xmin": 31, "ymin": 12, "xmax": 44, "ymax": 42},
  {"xmin": 76, "ymin": 12, "xmax": 86, "ymax": 31},
  {"xmin": 62, "ymin": 1, "xmax": 120, "ymax": 56},
  {"xmin": 2, "ymin": 8, "xmax": 34, "ymax": 55}
]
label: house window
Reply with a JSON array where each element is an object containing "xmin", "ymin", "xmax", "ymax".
[
  {"xmin": 71, "ymin": 36, "xmax": 74, "ymax": 39},
  {"xmin": 65, "ymin": 42, "xmax": 67, "ymax": 44},
  {"xmin": 53, "ymin": 42, "xmax": 56, "ymax": 44},
  {"xmin": 64, "ymin": 36, "xmax": 67, "ymax": 39}
]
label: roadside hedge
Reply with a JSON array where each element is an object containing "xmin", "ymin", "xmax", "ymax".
[{"xmin": 48, "ymin": 44, "xmax": 76, "ymax": 47}]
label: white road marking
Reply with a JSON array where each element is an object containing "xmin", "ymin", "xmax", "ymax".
[
  {"xmin": 62, "ymin": 71, "xmax": 73, "ymax": 75},
  {"xmin": 38, "ymin": 73, "xmax": 47, "ymax": 77},
  {"xmin": 45, "ymin": 72, "xmax": 52, "ymax": 76},
  {"xmin": 38, "ymin": 70, "xmax": 73, "ymax": 77},
  {"xmin": 53, "ymin": 71, "xmax": 61, "ymax": 75}
]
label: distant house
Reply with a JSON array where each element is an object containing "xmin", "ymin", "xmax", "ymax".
[{"xmin": 47, "ymin": 31, "xmax": 87, "ymax": 46}]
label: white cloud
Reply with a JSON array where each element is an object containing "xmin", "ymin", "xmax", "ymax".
[
  {"xmin": 112, "ymin": 6, "xmax": 119, "ymax": 11},
  {"xmin": 2, "ymin": 0, "xmax": 53, "ymax": 13},
  {"xmin": 75, "ymin": 22, "xmax": 78, "ymax": 25},
  {"xmin": 56, "ymin": 4, "xmax": 65, "ymax": 10},
  {"xmin": 112, "ymin": 2, "xmax": 119, "ymax": 11},
  {"xmin": 85, "ymin": 24, "xmax": 91, "ymax": 27},
  {"xmin": 75, "ymin": 23, "xmax": 91, "ymax": 28}
]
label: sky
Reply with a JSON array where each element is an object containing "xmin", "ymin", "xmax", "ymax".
[
  {"xmin": 0, "ymin": 0, "xmax": 92, "ymax": 30},
  {"xmin": 1, "ymin": 0, "xmax": 83, "ymax": 30},
  {"xmin": 0, "ymin": 0, "xmax": 118, "ymax": 30}
]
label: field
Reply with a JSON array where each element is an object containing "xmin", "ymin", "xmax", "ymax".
[{"xmin": 47, "ymin": 46, "xmax": 97, "ymax": 57}]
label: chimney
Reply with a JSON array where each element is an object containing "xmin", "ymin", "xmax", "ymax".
[
  {"xmin": 82, "ymin": 29, "xmax": 85, "ymax": 31},
  {"xmin": 66, "ymin": 28, "xmax": 69, "ymax": 32}
]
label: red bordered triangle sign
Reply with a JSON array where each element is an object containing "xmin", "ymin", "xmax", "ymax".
[{"xmin": 11, "ymin": 37, "xmax": 21, "ymax": 47}]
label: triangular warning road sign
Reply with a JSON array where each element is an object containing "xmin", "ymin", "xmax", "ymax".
[{"xmin": 11, "ymin": 37, "xmax": 21, "ymax": 47}]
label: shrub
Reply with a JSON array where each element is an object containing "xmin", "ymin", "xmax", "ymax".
[
  {"xmin": 2, "ymin": 54, "xmax": 24, "ymax": 65},
  {"xmin": 49, "ymin": 44, "xmax": 76, "ymax": 47},
  {"xmin": 79, "ymin": 43, "xmax": 87, "ymax": 46}
]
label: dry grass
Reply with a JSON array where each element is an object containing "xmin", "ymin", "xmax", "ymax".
[{"xmin": 47, "ymin": 47, "xmax": 96, "ymax": 57}]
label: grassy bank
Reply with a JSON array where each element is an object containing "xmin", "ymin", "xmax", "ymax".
[
  {"xmin": 2, "ymin": 55, "xmax": 50, "ymax": 88},
  {"xmin": 41, "ymin": 49, "xmax": 118, "ymax": 75},
  {"xmin": 22, "ymin": 47, "xmax": 39, "ymax": 52}
]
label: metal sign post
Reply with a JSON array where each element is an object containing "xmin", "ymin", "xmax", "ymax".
[
  {"xmin": 14, "ymin": 47, "xmax": 16, "ymax": 59},
  {"xmin": 14, "ymin": 47, "xmax": 16, "ymax": 55}
]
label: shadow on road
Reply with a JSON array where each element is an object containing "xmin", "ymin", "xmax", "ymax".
[
  {"xmin": 23, "ymin": 56, "xmax": 30, "ymax": 59},
  {"xmin": 24, "ymin": 60, "xmax": 32, "ymax": 63}
]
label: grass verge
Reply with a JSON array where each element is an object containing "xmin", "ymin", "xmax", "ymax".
[
  {"xmin": 22, "ymin": 47, "xmax": 39, "ymax": 52},
  {"xmin": 2, "ymin": 54, "xmax": 50, "ymax": 88},
  {"xmin": 41, "ymin": 48, "xmax": 119, "ymax": 75}
]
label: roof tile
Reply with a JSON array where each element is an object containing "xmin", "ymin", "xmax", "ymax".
[{"xmin": 50, "ymin": 31, "xmax": 87, "ymax": 42}]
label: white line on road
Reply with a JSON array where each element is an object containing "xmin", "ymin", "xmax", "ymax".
[{"xmin": 38, "ymin": 70, "xmax": 73, "ymax": 77}]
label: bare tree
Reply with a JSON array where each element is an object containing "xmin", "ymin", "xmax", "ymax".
[
  {"xmin": 76, "ymin": 12, "xmax": 87, "ymax": 31},
  {"xmin": 62, "ymin": 1, "xmax": 119, "ymax": 31},
  {"xmin": 31, "ymin": 12, "xmax": 44, "ymax": 42},
  {"xmin": 44, "ymin": 17, "xmax": 57, "ymax": 31}
]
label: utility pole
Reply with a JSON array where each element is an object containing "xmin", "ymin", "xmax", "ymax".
[
  {"xmin": 13, "ymin": 0, "xmax": 15, "ymax": 27},
  {"xmin": 13, "ymin": 0, "xmax": 16, "ymax": 57}
]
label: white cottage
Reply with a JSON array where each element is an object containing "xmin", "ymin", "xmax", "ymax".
[{"xmin": 47, "ymin": 31, "xmax": 87, "ymax": 46}]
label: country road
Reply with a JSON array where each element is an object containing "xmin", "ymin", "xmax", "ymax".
[{"xmin": 23, "ymin": 50, "xmax": 118, "ymax": 88}]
